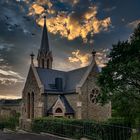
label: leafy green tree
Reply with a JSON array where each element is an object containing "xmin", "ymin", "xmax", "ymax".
[{"xmin": 97, "ymin": 23, "xmax": 140, "ymax": 125}]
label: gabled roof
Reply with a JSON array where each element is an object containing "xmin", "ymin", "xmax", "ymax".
[
  {"xmin": 47, "ymin": 95, "xmax": 74, "ymax": 115},
  {"xmin": 35, "ymin": 66, "xmax": 90, "ymax": 93},
  {"xmin": 36, "ymin": 67, "xmax": 66, "ymax": 92},
  {"xmin": 34, "ymin": 58, "xmax": 100, "ymax": 94}
]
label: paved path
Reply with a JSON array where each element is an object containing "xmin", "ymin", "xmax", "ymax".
[{"xmin": 0, "ymin": 131, "xmax": 67, "ymax": 140}]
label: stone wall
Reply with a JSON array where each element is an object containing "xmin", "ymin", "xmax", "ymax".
[
  {"xmin": 80, "ymin": 66, "xmax": 111, "ymax": 121},
  {"xmin": 0, "ymin": 105, "xmax": 21, "ymax": 117},
  {"xmin": 21, "ymin": 67, "xmax": 43, "ymax": 130}
]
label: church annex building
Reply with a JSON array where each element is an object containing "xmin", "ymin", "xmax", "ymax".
[{"xmin": 20, "ymin": 17, "xmax": 111, "ymax": 129}]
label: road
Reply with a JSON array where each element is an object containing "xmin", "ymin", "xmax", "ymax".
[{"xmin": 0, "ymin": 131, "xmax": 66, "ymax": 140}]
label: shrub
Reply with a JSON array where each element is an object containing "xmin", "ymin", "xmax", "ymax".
[
  {"xmin": 31, "ymin": 117, "xmax": 132, "ymax": 140},
  {"xmin": 0, "ymin": 114, "xmax": 20, "ymax": 130}
]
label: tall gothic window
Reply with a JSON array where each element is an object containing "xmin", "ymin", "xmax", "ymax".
[
  {"xmin": 47, "ymin": 59, "xmax": 49, "ymax": 69},
  {"xmin": 89, "ymin": 89, "xmax": 99, "ymax": 103},
  {"xmin": 31, "ymin": 92, "xmax": 34, "ymax": 119},
  {"xmin": 42, "ymin": 59, "xmax": 44, "ymax": 68},
  {"xmin": 27, "ymin": 93, "xmax": 30, "ymax": 119}
]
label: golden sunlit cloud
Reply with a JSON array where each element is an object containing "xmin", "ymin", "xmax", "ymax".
[
  {"xmin": 25, "ymin": 0, "xmax": 111, "ymax": 42},
  {"xmin": 30, "ymin": 3, "xmax": 45, "ymax": 15},
  {"xmin": 68, "ymin": 49, "xmax": 109, "ymax": 68},
  {"xmin": 68, "ymin": 50, "xmax": 91, "ymax": 67},
  {"xmin": 36, "ymin": 14, "xmax": 111, "ymax": 42}
]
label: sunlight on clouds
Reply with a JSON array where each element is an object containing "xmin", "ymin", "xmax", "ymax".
[
  {"xmin": 68, "ymin": 49, "xmax": 109, "ymax": 68},
  {"xmin": 36, "ymin": 14, "xmax": 111, "ymax": 42},
  {"xmin": 84, "ymin": 6, "xmax": 97, "ymax": 20},
  {"xmin": 0, "ymin": 69, "xmax": 24, "ymax": 85},
  {"xmin": 68, "ymin": 50, "xmax": 91, "ymax": 67},
  {"xmin": 0, "ymin": 69, "xmax": 24, "ymax": 80},
  {"xmin": 0, "ymin": 95, "xmax": 21, "ymax": 99},
  {"xmin": 25, "ymin": 0, "xmax": 111, "ymax": 42},
  {"xmin": 28, "ymin": 0, "xmax": 52, "ymax": 16},
  {"xmin": 30, "ymin": 4, "xmax": 45, "ymax": 15},
  {"xmin": 0, "ymin": 78, "xmax": 18, "ymax": 85}
]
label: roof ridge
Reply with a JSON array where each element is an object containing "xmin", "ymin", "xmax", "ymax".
[
  {"xmin": 67, "ymin": 65, "xmax": 89, "ymax": 73},
  {"xmin": 35, "ymin": 66, "xmax": 89, "ymax": 73},
  {"xmin": 35, "ymin": 67, "xmax": 67, "ymax": 73}
]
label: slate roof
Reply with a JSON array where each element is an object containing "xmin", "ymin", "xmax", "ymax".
[
  {"xmin": 35, "ymin": 63, "xmax": 100, "ymax": 93},
  {"xmin": 47, "ymin": 95, "xmax": 74, "ymax": 115}
]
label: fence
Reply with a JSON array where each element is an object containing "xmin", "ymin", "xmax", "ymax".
[{"xmin": 39, "ymin": 122, "xmax": 140, "ymax": 140}]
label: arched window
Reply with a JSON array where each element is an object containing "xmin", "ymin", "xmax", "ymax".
[
  {"xmin": 47, "ymin": 59, "xmax": 49, "ymax": 69},
  {"xmin": 27, "ymin": 93, "xmax": 30, "ymax": 118},
  {"xmin": 89, "ymin": 89, "xmax": 99, "ymax": 104},
  {"xmin": 42, "ymin": 59, "xmax": 44, "ymax": 68},
  {"xmin": 31, "ymin": 92, "xmax": 34, "ymax": 119},
  {"xmin": 55, "ymin": 108, "xmax": 63, "ymax": 113}
]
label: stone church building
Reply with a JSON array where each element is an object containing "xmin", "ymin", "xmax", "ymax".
[{"xmin": 20, "ymin": 17, "xmax": 111, "ymax": 129}]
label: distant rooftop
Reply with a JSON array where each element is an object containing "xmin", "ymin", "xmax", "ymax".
[{"xmin": 0, "ymin": 99, "xmax": 22, "ymax": 106}]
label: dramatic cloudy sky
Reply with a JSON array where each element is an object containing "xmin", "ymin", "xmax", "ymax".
[{"xmin": 0, "ymin": 0, "xmax": 139, "ymax": 99}]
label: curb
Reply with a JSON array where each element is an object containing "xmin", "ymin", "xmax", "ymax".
[
  {"xmin": 17, "ymin": 130, "xmax": 76, "ymax": 140},
  {"xmin": 40, "ymin": 132, "xmax": 76, "ymax": 140}
]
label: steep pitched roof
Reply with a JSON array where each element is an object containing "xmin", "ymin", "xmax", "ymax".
[
  {"xmin": 35, "ymin": 56, "xmax": 101, "ymax": 94},
  {"xmin": 35, "ymin": 66, "xmax": 90, "ymax": 93},
  {"xmin": 65, "ymin": 66, "xmax": 88, "ymax": 91},
  {"xmin": 36, "ymin": 67, "xmax": 66, "ymax": 92},
  {"xmin": 40, "ymin": 17, "xmax": 49, "ymax": 53},
  {"xmin": 47, "ymin": 95, "xmax": 74, "ymax": 114}
]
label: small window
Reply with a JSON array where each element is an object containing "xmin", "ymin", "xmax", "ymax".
[
  {"xmin": 89, "ymin": 89, "xmax": 99, "ymax": 103},
  {"xmin": 55, "ymin": 108, "xmax": 63, "ymax": 113}
]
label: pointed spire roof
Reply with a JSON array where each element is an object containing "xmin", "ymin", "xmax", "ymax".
[{"xmin": 40, "ymin": 16, "xmax": 49, "ymax": 52}]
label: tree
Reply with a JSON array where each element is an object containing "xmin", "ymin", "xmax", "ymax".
[{"xmin": 97, "ymin": 23, "xmax": 140, "ymax": 125}]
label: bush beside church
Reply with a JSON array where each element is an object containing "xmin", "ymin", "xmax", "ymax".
[{"xmin": 32, "ymin": 117, "xmax": 132, "ymax": 140}]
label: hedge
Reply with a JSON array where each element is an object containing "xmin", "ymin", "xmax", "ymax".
[
  {"xmin": 0, "ymin": 114, "xmax": 20, "ymax": 130},
  {"xmin": 32, "ymin": 117, "xmax": 132, "ymax": 140}
]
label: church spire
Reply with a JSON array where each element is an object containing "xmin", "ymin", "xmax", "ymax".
[
  {"xmin": 40, "ymin": 16, "xmax": 49, "ymax": 52},
  {"xmin": 37, "ymin": 16, "xmax": 53, "ymax": 69}
]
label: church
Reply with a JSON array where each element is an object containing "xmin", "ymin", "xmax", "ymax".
[{"xmin": 20, "ymin": 17, "xmax": 111, "ymax": 129}]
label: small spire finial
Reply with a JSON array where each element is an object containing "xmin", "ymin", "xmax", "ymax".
[
  {"xmin": 92, "ymin": 49, "xmax": 96, "ymax": 56},
  {"xmin": 92, "ymin": 49, "xmax": 96, "ymax": 63},
  {"xmin": 44, "ymin": 15, "xmax": 46, "ymax": 25},
  {"xmin": 30, "ymin": 52, "xmax": 35, "ymax": 65}
]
